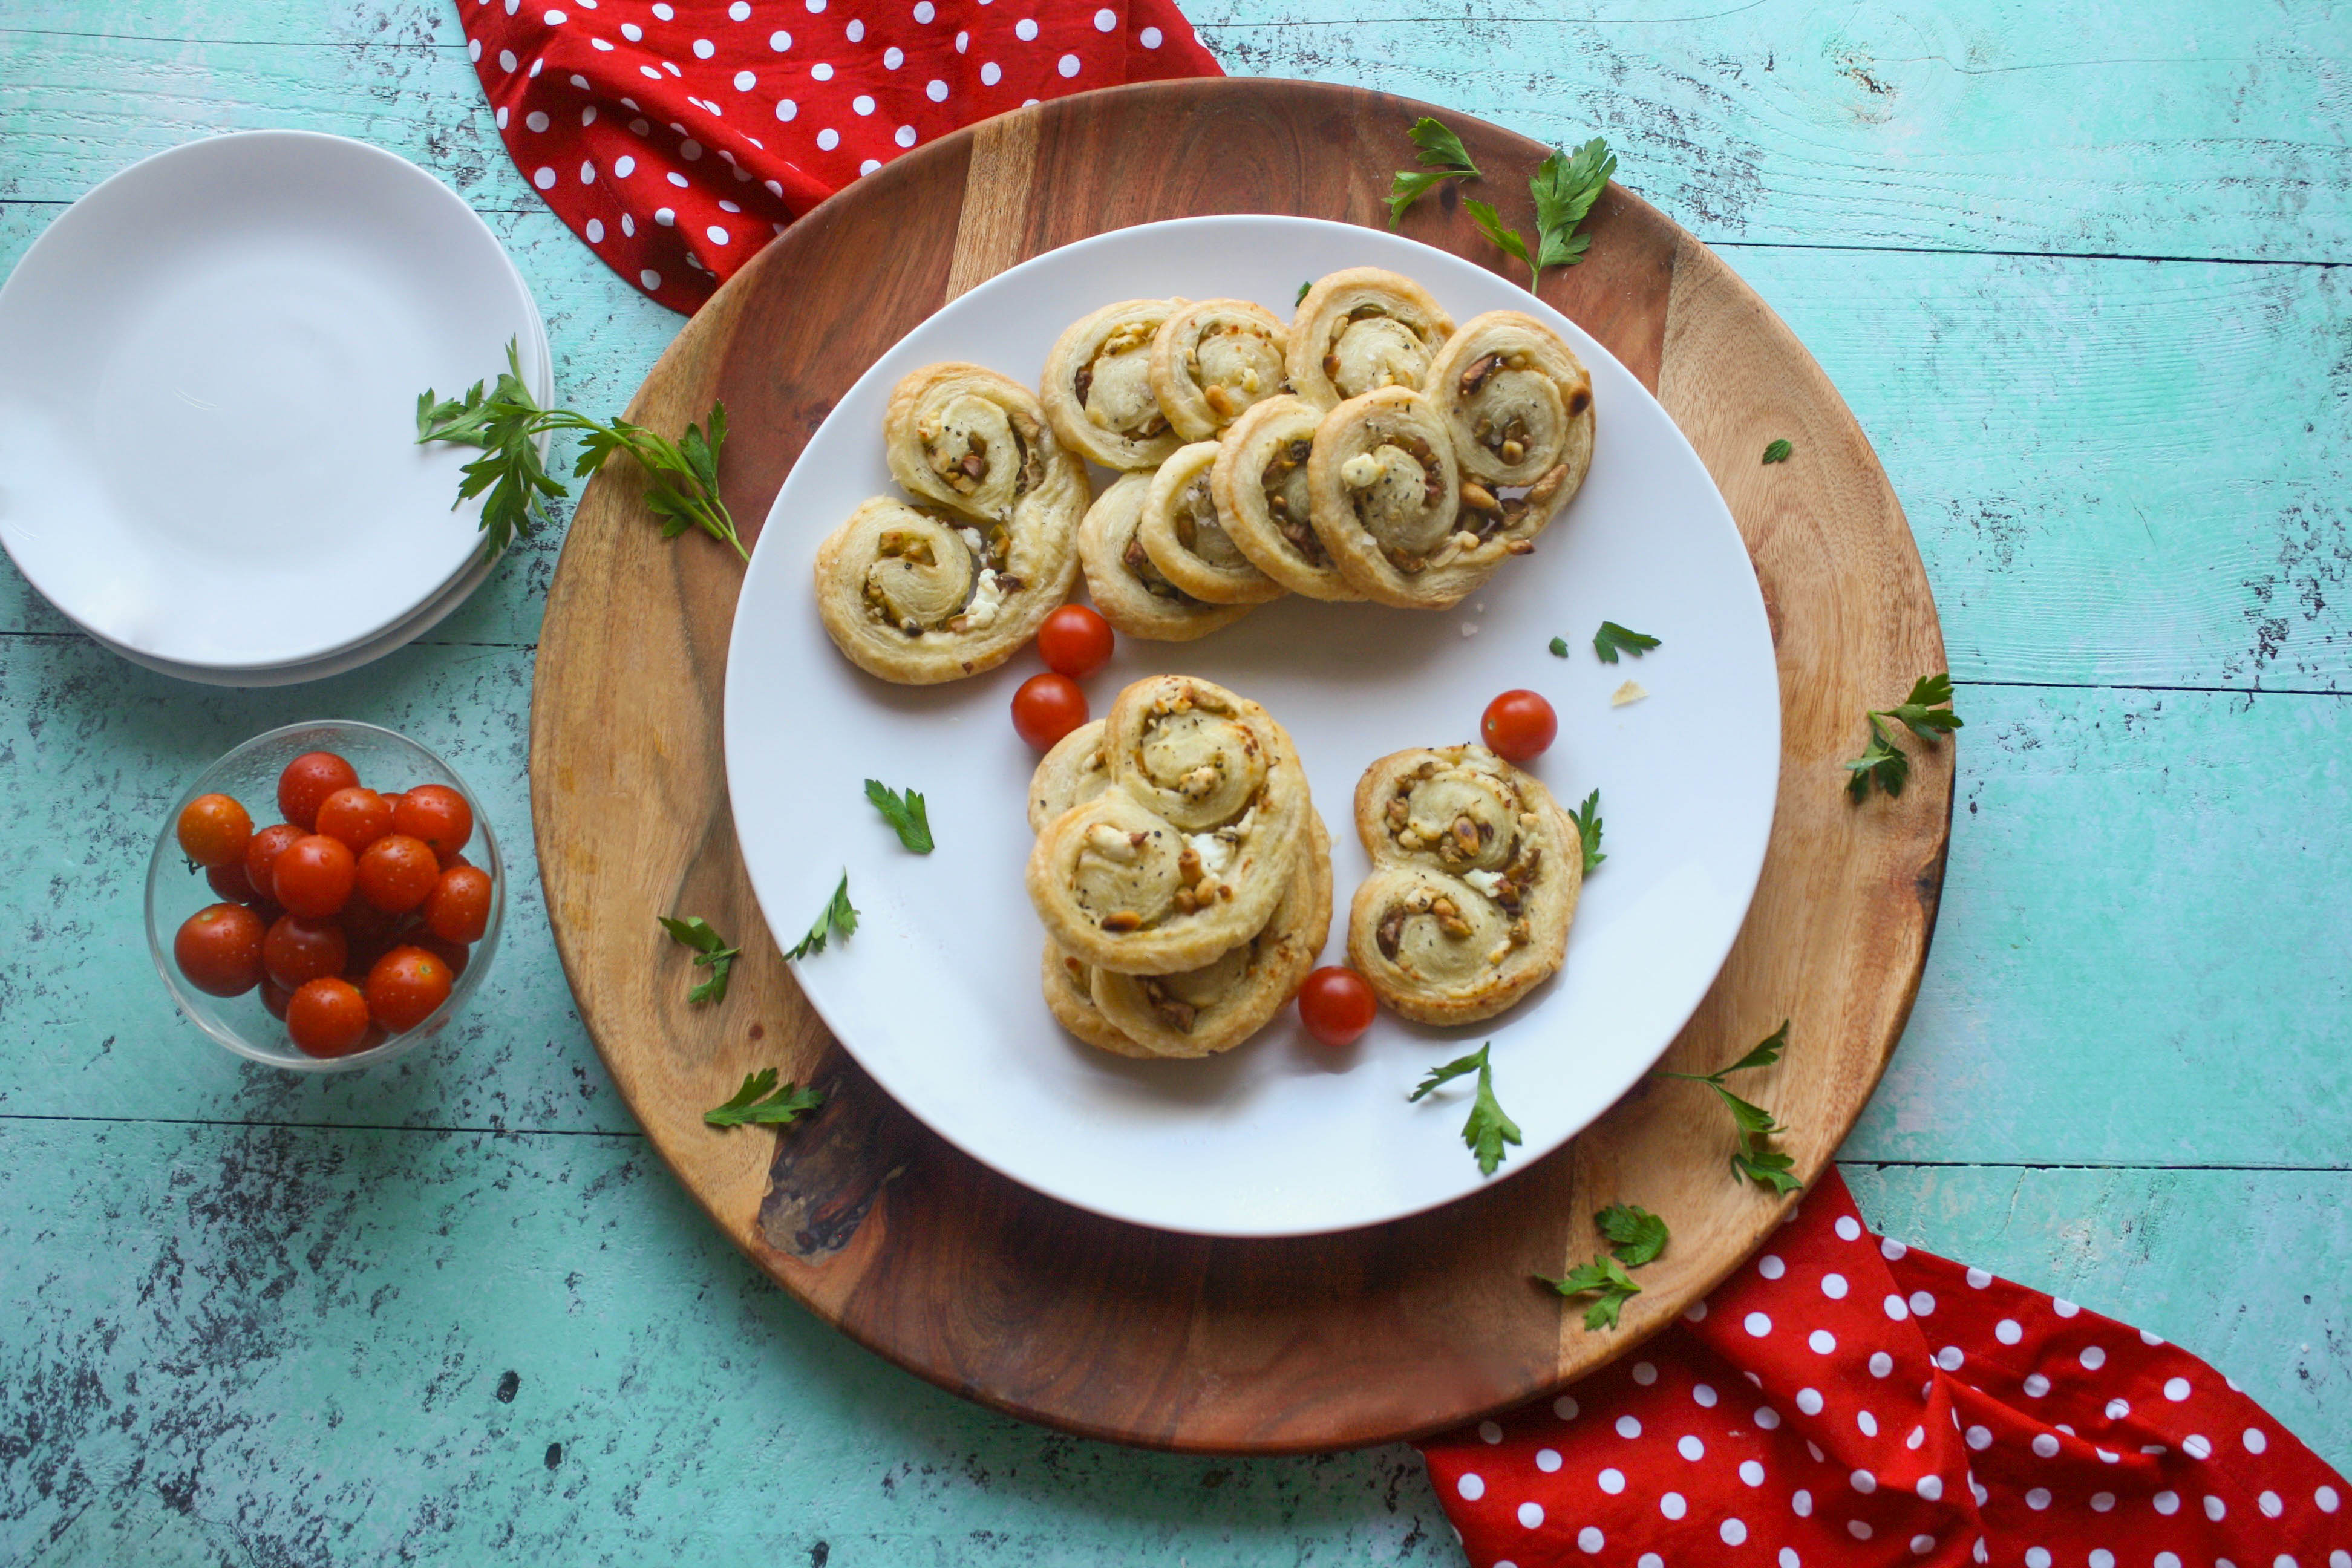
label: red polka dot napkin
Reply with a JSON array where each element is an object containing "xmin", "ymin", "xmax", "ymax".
[
  {"xmin": 1420, "ymin": 1170, "xmax": 2348, "ymax": 1568},
  {"xmin": 460, "ymin": 0, "xmax": 1221, "ymax": 314}
]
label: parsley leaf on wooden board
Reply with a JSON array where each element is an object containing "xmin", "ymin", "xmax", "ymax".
[
  {"xmin": 658, "ymin": 914, "xmax": 743, "ymax": 1005},
  {"xmin": 1570, "ymin": 789, "xmax": 1606, "ymax": 875},
  {"xmin": 1410, "ymin": 1041, "xmax": 1523, "ymax": 1176},
  {"xmin": 1464, "ymin": 198, "xmax": 1532, "ymax": 271},
  {"xmin": 1762, "ymin": 438, "xmax": 1794, "ymax": 465},
  {"xmin": 1592, "ymin": 620, "xmax": 1661, "ymax": 663},
  {"xmin": 1529, "ymin": 137, "xmax": 1615, "ymax": 281},
  {"xmin": 785, "ymin": 872, "xmax": 858, "ymax": 961},
  {"xmin": 417, "ymin": 338, "xmax": 748, "ymax": 562},
  {"xmin": 1388, "ymin": 116, "xmax": 1485, "ymax": 227},
  {"xmin": 1658, "ymin": 1021, "xmax": 1801, "ymax": 1192},
  {"xmin": 1877, "ymin": 671, "xmax": 1964, "ymax": 740},
  {"xmin": 863, "ymin": 779, "xmax": 934, "ymax": 853},
  {"xmin": 703, "ymin": 1067, "xmax": 824, "ymax": 1128},
  {"xmin": 1540, "ymin": 1255, "xmax": 1642, "ymax": 1330},
  {"xmin": 1595, "ymin": 1202, "xmax": 1669, "ymax": 1267},
  {"xmin": 1846, "ymin": 674, "xmax": 1961, "ymax": 800}
]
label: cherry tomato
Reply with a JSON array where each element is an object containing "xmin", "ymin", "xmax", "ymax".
[
  {"xmin": 286, "ymin": 977, "xmax": 372, "ymax": 1057},
  {"xmin": 1036, "ymin": 604, "xmax": 1115, "ymax": 679},
  {"xmin": 277, "ymin": 751, "xmax": 361, "ymax": 831},
  {"xmin": 413, "ymin": 932, "xmax": 472, "ymax": 979},
  {"xmin": 260, "ymin": 976, "xmax": 295, "ymax": 1021},
  {"xmin": 423, "ymin": 865, "xmax": 493, "ymax": 946},
  {"xmin": 263, "ymin": 914, "xmax": 350, "ymax": 992},
  {"xmin": 1297, "ymin": 965, "xmax": 1378, "ymax": 1047},
  {"xmin": 1011, "ymin": 673, "xmax": 1089, "ymax": 751},
  {"xmin": 366, "ymin": 945, "xmax": 454, "ymax": 1033},
  {"xmin": 313, "ymin": 787, "xmax": 393, "ymax": 854},
  {"xmin": 338, "ymin": 898, "xmax": 413, "ymax": 981},
  {"xmin": 206, "ymin": 858, "xmax": 266, "ymax": 906},
  {"xmin": 175, "ymin": 792, "xmax": 253, "ymax": 869},
  {"xmin": 1480, "ymin": 688, "xmax": 1558, "ymax": 762},
  {"xmin": 272, "ymin": 833, "xmax": 356, "ymax": 919},
  {"xmin": 354, "ymin": 834, "xmax": 440, "ymax": 915},
  {"xmin": 378, "ymin": 790, "xmax": 408, "ymax": 818},
  {"xmin": 393, "ymin": 785, "xmax": 474, "ymax": 861},
  {"xmin": 244, "ymin": 823, "xmax": 305, "ymax": 897},
  {"xmin": 174, "ymin": 903, "xmax": 267, "ymax": 997}
]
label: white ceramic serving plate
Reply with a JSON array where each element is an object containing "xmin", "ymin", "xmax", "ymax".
[
  {"xmin": 0, "ymin": 131, "xmax": 549, "ymax": 671},
  {"xmin": 725, "ymin": 215, "xmax": 1780, "ymax": 1237}
]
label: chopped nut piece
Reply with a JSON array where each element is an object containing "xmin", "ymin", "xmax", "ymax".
[{"xmin": 1100, "ymin": 910, "xmax": 1143, "ymax": 933}]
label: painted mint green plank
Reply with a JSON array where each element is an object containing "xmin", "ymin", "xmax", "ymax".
[
  {"xmin": 0, "ymin": 1118, "xmax": 1459, "ymax": 1566},
  {"xmin": 1848, "ymin": 682, "xmax": 2352, "ymax": 1169},
  {"xmin": 4, "ymin": 0, "xmax": 2348, "ymax": 262},
  {"xmin": 1845, "ymin": 1163, "xmax": 2352, "ymax": 1469}
]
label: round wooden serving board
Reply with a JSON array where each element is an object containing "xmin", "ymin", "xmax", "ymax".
[{"xmin": 529, "ymin": 78, "xmax": 1951, "ymax": 1454}]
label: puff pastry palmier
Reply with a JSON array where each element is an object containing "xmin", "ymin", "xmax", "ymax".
[
  {"xmin": 1148, "ymin": 298, "xmax": 1289, "ymax": 441},
  {"xmin": 1307, "ymin": 386, "xmax": 1509, "ymax": 610},
  {"xmin": 815, "ymin": 495, "xmax": 1077, "ymax": 684},
  {"xmin": 1040, "ymin": 299, "xmax": 1186, "ymax": 470},
  {"xmin": 1077, "ymin": 472, "xmax": 1256, "ymax": 642},
  {"xmin": 1344, "ymin": 745, "xmax": 1579, "ymax": 1025},
  {"xmin": 1286, "ymin": 268, "xmax": 1456, "ymax": 410},
  {"xmin": 1027, "ymin": 719, "xmax": 1114, "ymax": 832},
  {"xmin": 1137, "ymin": 441, "xmax": 1287, "ymax": 607},
  {"xmin": 1028, "ymin": 675, "xmax": 1310, "ymax": 975},
  {"xmin": 1210, "ymin": 394, "xmax": 1362, "ymax": 602},
  {"xmin": 1426, "ymin": 310, "xmax": 1593, "ymax": 541},
  {"xmin": 883, "ymin": 362, "xmax": 1087, "ymax": 532},
  {"xmin": 1041, "ymin": 941, "xmax": 1157, "ymax": 1059}
]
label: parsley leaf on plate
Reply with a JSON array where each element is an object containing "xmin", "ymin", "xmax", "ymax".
[
  {"xmin": 1388, "ymin": 116, "xmax": 1484, "ymax": 227},
  {"xmin": 1410, "ymin": 1040, "xmax": 1523, "ymax": 1176},
  {"xmin": 1296, "ymin": 279, "xmax": 1313, "ymax": 306},
  {"xmin": 1570, "ymin": 789, "xmax": 1606, "ymax": 875},
  {"xmin": 658, "ymin": 914, "xmax": 743, "ymax": 1005},
  {"xmin": 1548, "ymin": 636, "xmax": 1570, "ymax": 658},
  {"xmin": 785, "ymin": 872, "xmax": 858, "ymax": 961},
  {"xmin": 1592, "ymin": 620, "xmax": 1661, "ymax": 664},
  {"xmin": 863, "ymin": 779, "xmax": 934, "ymax": 853},
  {"xmin": 703, "ymin": 1067, "xmax": 824, "ymax": 1129}
]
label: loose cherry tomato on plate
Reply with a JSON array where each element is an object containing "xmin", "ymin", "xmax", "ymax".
[
  {"xmin": 366, "ymin": 945, "xmax": 454, "ymax": 1033},
  {"xmin": 393, "ymin": 785, "xmax": 474, "ymax": 861},
  {"xmin": 423, "ymin": 865, "xmax": 493, "ymax": 946},
  {"xmin": 176, "ymin": 792, "xmax": 253, "ymax": 869},
  {"xmin": 244, "ymin": 823, "xmax": 305, "ymax": 897},
  {"xmin": 286, "ymin": 976, "xmax": 371, "ymax": 1056},
  {"xmin": 263, "ymin": 914, "xmax": 350, "ymax": 992},
  {"xmin": 174, "ymin": 903, "xmax": 267, "ymax": 997},
  {"xmin": 277, "ymin": 751, "xmax": 361, "ymax": 831},
  {"xmin": 1480, "ymin": 689, "xmax": 1558, "ymax": 762},
  {"xmin": 1011, "ymin": 672, "xmax": 1089, "ymax": 751},
  {"xmin": 272, "ymin": 833, "xmax": 356, "ymax": 919},
  {"xmin": 313, "ymin": 787, "xmax": 394, "ymax": 854},
  {"xmin": 355, "ymin": 834, "xmax": 440, "ymax": 914},
  {"xmin": 1298, "ymin": 965, "xmax": 1378, "ymax": 1047},
  {"xmin": 1036, "ymin": 604, "xmax": 1114, "ymax": 679}
]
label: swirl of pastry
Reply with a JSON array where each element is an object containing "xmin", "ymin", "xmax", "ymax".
[
  {"xmin": 1148, "ymin": 298, "xmax": 1289, "ymax": 441},
  {"xmin": 1137, "ymin": 441, "xmax": 1287, "ymax": 607},
  {"xmin": 1027, "ymin": 719, "xmax": 1112, "ymax": 832},
  {"xmin": 1089, "ymin": 814, "xmax": 1331, "ymax": 1057},
  {"xmin": 1042, "ymin": 941, "xmax": 1158, "ymax": 1059},
  {"xmin": 1344, "ymin": 745, "xmax": 1580, "ymax": 1025},
  {"xmin": 884, "ymin": 363, "xmax": 1088, "ymax": 536},
  {"xmin": 1210, "ymin": 395, "xmax": 1363, "ymax": 602},
  {"xmin": 1307, "ymin": 387, "xmax": 1506, "ymax": 610},
  {"xmin": 1076, "ymin": 472, "xmax": 1256, "ymax": 642},
  {"xmin": 815, "ymin": 495, "xmax": 1074, "ymax": 684},
  {"xmin": 1028, "ymin": 675, "xmax": 1310, "ymax": 974},
  {"xmin": 1426, "ymin": 310, "xmax": 1594, "ymax": 542},
  {"xmin": 1040, "ymin": 299, "xmax": 1186, "ymax": 470},
  {"xmin": 1286, "ymin": 268, "xmax": 1457, "ymax": 410}
]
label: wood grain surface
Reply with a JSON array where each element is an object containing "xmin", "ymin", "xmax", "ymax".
[{"xmin": 529, "ymin": 77, "xmax": 1950, "ymax": 1452}]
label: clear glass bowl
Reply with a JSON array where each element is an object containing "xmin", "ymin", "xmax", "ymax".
[{"xmin": 145, "ymin": 719, "xmax": 504, "ymax": 1073}]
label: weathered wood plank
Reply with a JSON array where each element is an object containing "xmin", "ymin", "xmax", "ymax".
[{"xmin": 3, "ymin": 0, "xmax": 2348, "ymax": 262}]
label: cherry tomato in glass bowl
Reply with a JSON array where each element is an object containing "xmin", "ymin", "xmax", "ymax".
[
  {"xmin": 1011, "ymin": 673, "xmax": 1089, "ymax": 751},
  {"xmin": 260, "ymin": 976, "xmax": 295, "ymax": 1021},
  {"xmin": 205, "ymin": 858, "xmax": 266, "ymax": 906},
  {"xmin": 1480, "ymin": 689, "xmax": 1558, "ymax": 762},
  {"xmin": 243, "ymin": 823, "xmax": 305, "ymax": 898},
  {"xmin": 366, "ymin": 945, "xmax": 454, "ymax": 1033},
  {"xmin": 1298, "ymin": 966, "xmax": 1378, "ymax": 1047},
  {"xmin": 393, "ymin": 784, "xmax": 473, "ymax": 861},
  {"xmin": 263, "ymin": 914, "xmax": 349, "ymax": 992},
  {"xmin": 175, "ymin": 792, "xmax": 252, "ymax": 869},
  {"xmin": 1036, "ymin": 604, "xmax": 1114, "ymax": 679},
  {"xmin": 272, "ymin": 834, "xmax": 356, "ymax": 919},
  {"xmin": 424, "ymin": 865, "xmax": 493, "ymax": 946},
  {"xmin": 313, "ymin": 786, "xmax": 394, "ymax": 854},
  {"xmin": 286, "ymin": 977, "xmax": 371, "ymax": 1057},
  {"xmin": 277, "ymin": 751, "xmax": 360, "ymax": 831},
  {"xmin": 354, "ymin": 834, "xmax": 440, "ymax": 914},
  {"xmin": 175, "ymin": 903, "xmax": 267, "ymax": 997}
]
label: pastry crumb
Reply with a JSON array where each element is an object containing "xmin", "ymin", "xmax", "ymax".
[
  {"xmin": 1612, "ymin": 680, "xmax": 1648, "ymax": 707},
  {"xmin": 1460, "ymin": 621, "xmax": 1480, "ymax": 638}
]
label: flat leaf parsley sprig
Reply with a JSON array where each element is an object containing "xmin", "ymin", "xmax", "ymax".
[
  {"xmin": 659, "ymin": 915, "xmax": 743, "ymax": 1004},
  {"xmin": 786, "ymin": 872, "xmax": 858, "ymax": 961},
  {"xmin": 704, "ymin": 1067, "xmax": 824, "ymax": 1129},
  {"xmin": 1411, "ymin": 1041, "xmax": 1521, "ymax": 1176},
  {"xmin": 863, "ymin": 780, "xmax": 934, "ymax": 854},
  {"xmin": 1539, "ymin": 1203, "xmax": 1671, "ymax": 1330},
  {"xmin": 1846, "ymin": 673, "xmax": 1962, "ymax": 801},
  {"xmin": 1464, "ymin": 137, "xmax": 1616, "ymax": 295},
  {"xmin": 416, "ymin": 338, "xmax": 747, "ymax": 562},
  {"xmin": 1387, "ymin": 117, "xmax": 1484, "ymax": 227},
  {"xmin": 1658, "ymin": 1021, "xmax": 1802, "ymax": 1194}
]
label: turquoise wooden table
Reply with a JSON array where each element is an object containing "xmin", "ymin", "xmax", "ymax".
[{"xmin": 2, "ymin": 1, "xmax": 2346, "ymax": 1560}]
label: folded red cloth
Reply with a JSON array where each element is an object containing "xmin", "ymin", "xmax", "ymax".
[
  {"xmin": 1420, "ymin": 1169, "xmax": 2347, "ymax": 1567},
  {"xmin": 460, "ymin": 0, "xmax": 1220, "ymax": 315}
]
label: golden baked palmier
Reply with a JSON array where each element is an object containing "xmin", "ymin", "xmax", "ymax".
[
  {"xmin": 1148, "ymin": 298, "xmax": 1289, "ymax": 441},
  {"xmin": 814, "ymin": 495, "xmax": 1077, "ymax": 684},
  {"xmin": 1076, "ymin": 472, "xmax": 1255, "ymax": 642},
  {"xmin": 883, "ymin": 362, "xmax": 1086, "ymax": 529},
  {"xmin": 1210, "ymin": 394, "xmax": 1362, "ymax": 602},
  {"xmin": 1286, "ymin": 268, "xmax": 1456, "ymax": 410},
  {"xmin": 1307, "ymin": 386, "xmax": 1512, "ymax": 611},
  {"xmin": 1040, "ymin": 299, "xmax": 1187, "ymax": 470},
  {"xmin": 1137, "ymin": 441, "xmax": 1287, "ymax": 607},
  {"xmin": 1425, "ymin": 310, "xmax": 1593, "ymax": 542}
]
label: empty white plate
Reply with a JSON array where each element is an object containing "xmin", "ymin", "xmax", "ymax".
[
  {"xmin": 0, "ymin": 131, "xmax": 549, "ymax": 671},
  {"xmin": 725, "ymin": 215, "xmax": 1782, "ymax": 1237}
]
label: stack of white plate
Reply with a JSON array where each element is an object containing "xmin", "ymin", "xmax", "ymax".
[{"xmin": 0, "ymin": 131, "xmax": 550, "ymax": 686}]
